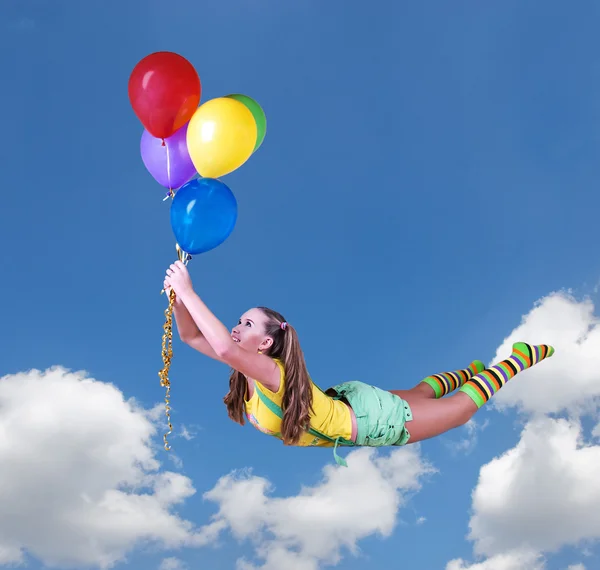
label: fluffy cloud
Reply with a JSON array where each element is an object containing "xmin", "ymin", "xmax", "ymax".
[
  {"xmin": 0, "ymin": 366, "xmax": 435, "ymax": 570},
  {"xmin": 198, "ymin": 446, "xmax": 434, "ymax": 570},
  {"xmin": 446, "ymin": 550, "xmax": 546, "ymax": 570},
  {"xmin": 6, "ymin": 292, "xmax": 596, "ymax": 570},
  {"xmin": 489, "ymin": 292, "xmax": 600, "ymax": 416},
  {"xmin": 445, "ymin": 418, "xmax": 489, "ymax": 456},
  {"xmin": 159, "ymin": 558, "xmax": 188, "ymax": 570},
  {"xmin": 450, "ymin": 292, "xmax": 600, "ymax": 569},
  {"xmin": 468, "ymin": 417, "xmax": 600, "ymax": 556},
  {"xmin": 0, "ymin": 366, "xmax": 203, "ymax": 569}
]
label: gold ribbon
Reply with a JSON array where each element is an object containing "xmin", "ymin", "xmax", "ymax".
[
  {"xmin": 158, "ymin": 287, "xmax": 175, "ymax": 450},
  {"xmin": 157, "ymin": 244, "xmax": 192, "ymax": 450}
]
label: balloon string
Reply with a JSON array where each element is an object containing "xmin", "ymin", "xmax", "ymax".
[
  {"xmin": 157, "ymin": 244, "xmax": 193, "ymax": 449},
  {"xmin": 166, "ymin": 139, "xmax": 174, "ymax": 199},
  {"xmin": 161, "ymin": 139, "xmax": 174, "ymax": 201},
  {"xmin": 158, "ymin": 288, "xmax": 176, "ymax": 451},
  {"xmin": 176, "ymin": 243, "xmax": 192, "ymax": 265}
]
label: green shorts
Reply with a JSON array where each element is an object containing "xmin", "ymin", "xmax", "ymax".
[{"xmin": 330, "ymin": 381, "xmax": 413, "ymax": 447}]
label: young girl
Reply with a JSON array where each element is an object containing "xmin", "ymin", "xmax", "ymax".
[{"xmin": 164, "ymin": 261, "xmax": 555, "ymax": 466}]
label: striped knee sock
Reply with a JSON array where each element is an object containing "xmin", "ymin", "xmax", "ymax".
[
  {"xmin": 421, "ymin": 360, "xmax": 486, "ymax": 398},
  {"xmin": 459, "ymin": 342, "xmax": 555, "ymax": 408}
]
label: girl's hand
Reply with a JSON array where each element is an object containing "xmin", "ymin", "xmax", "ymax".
[
  {"xmin": 165, "ymin": 261, "xmax": 194, "ymax": 300},
  {"xmin": 163, "ymin": 278, "xmax": 180, "ymax": 303}
]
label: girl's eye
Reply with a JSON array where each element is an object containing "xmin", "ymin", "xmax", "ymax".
[{"xmin": 245, "ymin": 321, "xmax": 251, "ymax": 327}]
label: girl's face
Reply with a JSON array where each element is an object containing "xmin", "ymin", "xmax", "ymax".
[{"xmin": 231, "ymin": 308, "xmax": 273, "ymax": 353}]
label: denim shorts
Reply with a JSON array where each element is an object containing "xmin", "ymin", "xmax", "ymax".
[{"xmin": 330, "ymin": 381, "xmax": 413, "ymax": 447}]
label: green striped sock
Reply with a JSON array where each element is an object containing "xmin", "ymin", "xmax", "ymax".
[
  {"xmin": 460, "ymin": 342, "xmax": 555, "ymax": 408},
  {"xmin": 420, "ymin": 360, "xmax": 486, "ymax": 398}
]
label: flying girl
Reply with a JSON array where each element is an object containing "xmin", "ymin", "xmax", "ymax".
[{"xmin": 164, "ymin": 261, "xmax": 555, "ymax": 466}]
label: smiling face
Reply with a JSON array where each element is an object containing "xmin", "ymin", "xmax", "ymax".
[{"xmin": 231, "ymin": 307, "xmax": 274, "ymax": 353}]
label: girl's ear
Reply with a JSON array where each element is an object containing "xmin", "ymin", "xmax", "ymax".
[{"xmin": 259, "ymin": 337, "xmax": 274, "ymax": 352}]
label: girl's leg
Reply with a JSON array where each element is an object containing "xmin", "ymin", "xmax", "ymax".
[
  {"xmin": 459, "ymin": 342, "xmax": 554, "ymax": 408},
  {"xmin": 418, "ymin": 359, "xmax": 485, "ymax": 399},
  {"xmin": 403, "ymin": 391, "xmax": 477, "ymax": 443},
  {"xmin": 389, "ymin": 383, "xmax": 435, "ymax": 401},
  {"xmin": 403, "ymin": 342, "xmax": 555, "ymax": 443},
  {"xmin": 389, "ymin": 359, "xmax": 485, "ymax": 401}
]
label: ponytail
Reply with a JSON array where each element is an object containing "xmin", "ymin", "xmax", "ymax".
[
  {"xmin": 223, "ymin": 369, "xmax": 246, "ymax": 425},
  {"xmin": 278, "ymin": 323, "xmax": 313, "ymax": 445}
]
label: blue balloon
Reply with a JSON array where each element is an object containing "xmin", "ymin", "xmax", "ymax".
[{"xmin": 170, "ymin": 178, "xmax": 238, "ymax": 255}]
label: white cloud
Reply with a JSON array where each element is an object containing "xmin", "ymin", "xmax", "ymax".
[
  {"xmin": 567, "ymin": 564, "xmax": 586, "ymax": 570},
  {"xmin": 0, "ymin": 366, "xmax": 204, "ymax": 569},
  {"xmin": 159, "ymin": 557, "xmax": 188, "ymax": 570},
  {"xmin": 448, "ymin": 293, "xmax": 600, "ymax": 569},
  {"xmin": 198, "ymin": 446, "xmax": 435, "ymax": 569},
  {"xmin": 0, "ymin": 365, "xmax": 438, "ymax": 570},
  {"xmin": 446, "ymin": 549, "xmax": 546, "ymax": 570},
  {"xmin": 9, "ymin": 292, "xmax": 596, "ymax": 570},
  {"xmin": 468, "ymin": 417, "xmax": 600, "ymax": 557},
  {"xmin": 446, "ymin": 418, "xmax": 489, "ymax": 455},
  {"xmin": 179, "ymin": 425, "xmax": 198, "ymax": 441},
  {"xmin": 488, "ymin": 292, "xmax": 600, "ymax": 416}
]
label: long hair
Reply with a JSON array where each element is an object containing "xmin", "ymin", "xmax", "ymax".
[{"xmin": 223, "ymin": 307, "xmax": 313, "ymax": 445}]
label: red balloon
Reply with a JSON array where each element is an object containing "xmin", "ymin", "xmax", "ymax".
[{"xmin": 128, "ymin": 52, "xmax": 201, "ymax": 139}]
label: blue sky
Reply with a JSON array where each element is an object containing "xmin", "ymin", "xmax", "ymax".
[{"xmin": 1, "ymin": 1, "xmax": 600, "ymax": 569}]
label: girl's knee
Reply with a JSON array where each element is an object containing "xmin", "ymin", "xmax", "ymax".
[
  {"xmin": 455, "ymin": 398, "xmax": 478, "ymax": 427},
  {"xmin": 455, "ymin": 411, "xmax": 474, "ymax": 428}
]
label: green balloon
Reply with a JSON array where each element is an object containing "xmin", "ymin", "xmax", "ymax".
[{"xmin": 226, "ymin": 93, "xmax": 267, "ymax": 152}]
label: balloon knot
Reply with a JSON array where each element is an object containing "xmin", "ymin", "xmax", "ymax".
[{"xmin": 161, "ymin": 139, "xmax": 166, "ymax": 147}]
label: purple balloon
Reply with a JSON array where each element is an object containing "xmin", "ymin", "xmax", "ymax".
[{"xmin": 140, "ymin": 123, "xmax": 197, "ymax": 189}]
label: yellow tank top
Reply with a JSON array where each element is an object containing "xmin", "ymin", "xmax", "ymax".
[{"xmin": 244, "ymin": 359, "xmax": 353, "ymax": 446}]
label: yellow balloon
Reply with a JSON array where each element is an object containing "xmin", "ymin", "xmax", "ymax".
[{"xmin": 186, "ymin": 97, "xmax": 258, "ymax": 178}]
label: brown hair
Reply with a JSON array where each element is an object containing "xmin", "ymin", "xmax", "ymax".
[{"xmin": 223, "ymin": 307, "xmax": 313, "ymax": 445}]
